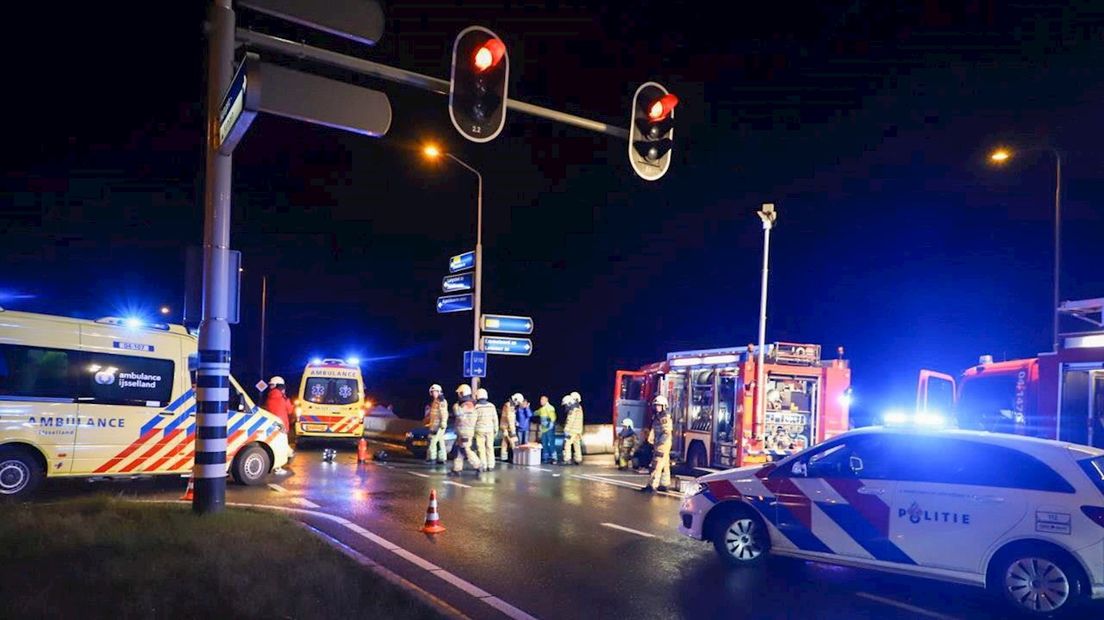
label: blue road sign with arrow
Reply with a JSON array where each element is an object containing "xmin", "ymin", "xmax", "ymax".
[
  {"xmin": 442, "ymin": 272, "xmax": 474, "ymax": 293},
  {"xmin": 481, "ymin": 314, "xmax": 534, "ymax": 335},
  {"xmin": 481, "ymin": 336, "xmax": 533, "ymax": 356},
  {"xmin": 437, "ymin": 293, "xmax": 474, "ymax": 313},
  {"xmin": 449, "ymin": 251, "xmax": 475, "ymax": 273},
  {"xmin": 463, "ymin": 350, "xmax": 487, "ymax": 378}
]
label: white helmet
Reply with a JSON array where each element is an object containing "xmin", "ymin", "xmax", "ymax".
[
  {"xmin": 652, "ymin": 395, "xmax": 668, "ymax": 407},
  {"xmin": 621, "ymin": 418, "xmax": 634, "ymax": 429},
  {"xmin": 456, "ymin": 384, "xmax": 472, "ymax": 397},
  {"xmin": 476, "ymin": 388, "xmax": 489, "ymax": 400},
  {"xmin": 429, "ymin": 384, "xmax": 442, "ymax": 393},
  {"xmin": 511, "ymin": 393, "xmax": 524, "ymax": 404},
  {"xmin": 561, "ymin": 395, "xmax": 573, "ymax": 406},
  {"xmin": 269, "ymin": 376, "xmax": 285, "ymax": 387},
  {"xmin": 570, "ymin": 391, "xmax": 581, "ymax": 403}
]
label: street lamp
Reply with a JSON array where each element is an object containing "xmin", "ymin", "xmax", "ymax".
[
  {"xmin": 755, "ymin": 203, "xmax": 777, "ymax": 442},
  {"xmin": 423, "ymin": 144, "xmax": 484, "ymax": 390},
  {"xmin": 988, "ymin": 146, "xmax": 1063, "ymax": 351}
]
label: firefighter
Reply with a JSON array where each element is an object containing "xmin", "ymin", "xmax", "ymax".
[
  {"xmin": 499, "ymin": 393, "xmax": 521, "ymax": 462},
  {"xmin": 451, "ymin": 384, "xmax": 481, "ymax": 475},
  {"xmin": 641, "ymin": 395, "xmax": 672, "ymax": 492},
  {"xmin": 424, "ymin": 384, "xmax": 449, "ymax": 464},
  {"xmin": 535, "ymin": 396, "xmax": 558, "ymax": 464},
  {"xmin": 562, "ymin": 394, "xmax": 584, "ymax": 465},
  {"xmin": 615, "ymin": 418, "xmax": 639, "ymax": 470},
  {"xmin": 474, "ymin": 387, "xmax": 498, "ymax": 472}
]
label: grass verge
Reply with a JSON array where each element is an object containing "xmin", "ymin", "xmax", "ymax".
[{"xmin": 0, "ymin": 496, "xmax": 442, "ymax": 619}]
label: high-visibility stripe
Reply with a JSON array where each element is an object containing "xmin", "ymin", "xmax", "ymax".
[
  {"xmin": 194, "ymin": 463, "xmax": 227, "ymax": 478},
  {"xmin": 94, "ymin": 428, "xmax": 160, "ymax": 473},
  {"xmin": 147, "ymin": 435, "xmax": 192, "ymax": 471},
  {"xmin": 164, "ymin": 389, "xmax": 195, "ymax": 414},
  {"xmin": 120, "ymin": 429, "xmax": 183, "ymax": 473},
  {"xmin": 168, "ymin": 448, "xmax": 195, "ymax": 472},
  {"xmin": 227, "ymin": 411, "xmax": 253, "ymax": 435},
  {"xmin": 164, "ymin": 404, "xmax": 195, "ymax": 435}
]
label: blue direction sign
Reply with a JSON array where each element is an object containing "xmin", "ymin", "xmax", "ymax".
[
  {"xmin": 463, "ymin": 350, "xmax": 487, "ymax": 378},
  {"xmin": 217, "ymin": 53, "xmax": 261, "ymax": 155},
  {"xmin": 449, "ymin": 251, "xmax": 475, "ymax": 273},
  {"xmin": 481, "ymin": 314, "xmax": 534, "ymax": 335},
  {"xmin": 481, "ymin": 336, "xmax": 533, "ymax": 356},
  {"xmin": 442, "ymin": 272, "xmax": 474, "ymax": 293},
  {"xmin": 436, "ymin": 293, "xmax": 474, "ymax": 313}
]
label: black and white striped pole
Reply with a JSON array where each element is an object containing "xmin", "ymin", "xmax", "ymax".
[{"xmin": 195, "ymin": 0, "xmax": 236, "ymax": 514}]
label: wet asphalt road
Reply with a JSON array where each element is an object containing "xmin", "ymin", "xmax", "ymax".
[{"xmin": 38, "ymin": 444, "xmax": 1104, "ymax": 620}]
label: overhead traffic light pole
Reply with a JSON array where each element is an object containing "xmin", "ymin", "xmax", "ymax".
[{"xmin": 234, "ymin": 28, "xmax": 630, "ymax": 140}]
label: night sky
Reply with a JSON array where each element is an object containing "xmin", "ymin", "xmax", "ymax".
[{"xmin": 3, "ymin": 1, "xmax": 1104, "ymax": 425}]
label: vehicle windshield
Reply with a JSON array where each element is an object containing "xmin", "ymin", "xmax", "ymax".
[
  {"xmin": 304, "ymin": 378, "xmax": 359, "ymax": 405},
  {"xmin": 1079, "ymin": 455, "xmax": 1104, "ymax": 495},
  {"xmin": 957, "ymin": 374, "xmax": 1022, "ymax": 433}
]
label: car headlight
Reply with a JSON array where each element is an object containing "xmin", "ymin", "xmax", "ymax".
[
  {"xmin": 687, "ymin": 482, "xmax": 707, "ymax": 497},
  {"xmin": 405, "ymin": 432, "xmax": 414, "ymax": 440}
]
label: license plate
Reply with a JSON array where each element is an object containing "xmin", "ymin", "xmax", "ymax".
[
  {"xmin": 303, "ymin": 424, "xmax": 327, "ymax": 433},
  {"xmin": 412, "ymin": 440, "xmax": 428, "ymax": 447}
]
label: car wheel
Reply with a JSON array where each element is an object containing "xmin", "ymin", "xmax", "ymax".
[
  {"xmin": 990, "ymin": 544, "xmax": 1086, "ymax": 617},
  {"xmin": 712, "ymin": 509, "xmax": 770, "ymax": 567},
  {"xmin": 232, "ymin": 445, "xmax": 272, "ymax": 486},
  {"xmin": 0, "ymin": 446, "xmax": 43, "ymax": 501}
]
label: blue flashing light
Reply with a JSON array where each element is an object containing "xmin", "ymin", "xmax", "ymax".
[
  {"xmin": 882, "ymin": 410, "xmax": 908, "ymax": 425},
  {"xmin": 915, "ymin": 412, "xmax": 946, "ymax": 427},
  {"xmin": 838, "ymin": 389, "xmax": 853, "ymax": 409},
  {"xmin": 311, "ymin": 357, "xmax": 323, "ymax": 365},
  {"xmin": 347, "ymin": 357, "xmax": 361, "ymax": 366},
  {"xmin": 124, "ymin": 317, "xmax": 143, "ymax": 329}
]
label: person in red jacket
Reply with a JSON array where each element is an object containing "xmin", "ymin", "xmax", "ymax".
[{"xmin": 263, "ymin": 377, "xmax": 295, "ymax": 474}]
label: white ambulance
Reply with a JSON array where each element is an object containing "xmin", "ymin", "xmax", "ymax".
[
  {"xmin": 293, "ymin": 358, "xmax": 368, "ymax": 442},
  {"xmin": 0, "ymin": 310, "xmax": 290, "ymax": 499},
  {"xmin": 679, "ymin": 426, "xmax": 1104, "ymax": 616}
]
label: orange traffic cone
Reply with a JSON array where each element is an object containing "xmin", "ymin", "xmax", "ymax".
[
  {"xmin": 357, "ymin": 438, "xmax": 369, "ymax": 463},
  {"xmin": 420, "ymin": 489, "xmax": 446, "ymax": 534},
  {"xmin": 181, "ymin": 476, "xmax": 195, "ymax": 501}
]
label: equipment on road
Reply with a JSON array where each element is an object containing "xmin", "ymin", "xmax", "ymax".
[
  {"xmin": 294, "ymin": 358, "xmax": 369, "ymax": 441},
  {"xmin": 915, "ymin": 297, "xmax": 1104, "ymax": 449},
  {"xmin": 181, "ymin": 477, "xmax": 195, "ymax": 501},
  {"xmin": 322, "ymin": 448, "xmax": 337, "ymax": 463},
  {"xmin": 357, "ymin": 438, "xmax": 369, "ymax": 463},
  {"xmin": 420, "ymin": 489, "xmax": 446, "ymax": 534},
  {"xmin": 613, "ymin": 342, "xmax": 851, "ymax": 470}
]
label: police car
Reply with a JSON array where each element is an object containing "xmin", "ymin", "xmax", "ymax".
[{"xmin": 679, "ymin": 425, "xmax": 1104, "ymax": 616}]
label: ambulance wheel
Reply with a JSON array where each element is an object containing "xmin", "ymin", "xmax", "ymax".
[
  {"xmin": 232, "ymin": 445, "xmax": 271, "ymax": 486},
  {"xmin": 0, "ymin": 445, "xmax": 43, "ymax": 501},
  {"xmin": 712, "ymin": 507, "xmax": 770, "ymax": 568},
  {"xmin": 988, "ymin": 542, "xmax": 1087, "ymax": 617}
]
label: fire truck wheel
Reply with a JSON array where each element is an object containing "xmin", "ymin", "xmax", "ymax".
[
  {"xmin": 712, "ymin": 507, "xmax": 770, "ymax": 567},
  {"xmin": 232, "ymin": 444, "xmax": 272, "ymax": 486}
]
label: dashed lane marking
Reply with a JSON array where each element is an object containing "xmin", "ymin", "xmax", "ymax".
[
  {"xmin": 407, "ymin": 471, "xmax": 431, "ymax": 478},
  {"xmin": 291, "ymin": 497, "xmax": 321, "ymax": 509},
  {"xmin": 855, "ymin": 592, "xmax": 959, "ymax": 620},
  {"xmin": 443, "ymin": 479, "xmax": 473, "ymax": 489},
  {"xmin": 601, "ymin": 522, "xmax": 657, "ymax": 538},
  {"xmin": 267, "ymin": 483, "xmax": 288, "ymax": 493}
]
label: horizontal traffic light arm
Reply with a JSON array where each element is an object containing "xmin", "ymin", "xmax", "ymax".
[{"xmin": 236, "ymin": 28, "xmax": 630, "ymax": 140}]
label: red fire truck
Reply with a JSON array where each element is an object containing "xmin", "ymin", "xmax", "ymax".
[
  {"xmin": 916, "ymin": 298, "xmax": 1104, "ymax": 448},
  {"xmin": 613, "ymin": 342, "xmax": 851, "ymax": 469}
]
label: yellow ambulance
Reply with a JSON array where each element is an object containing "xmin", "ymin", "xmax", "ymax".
[
  {"xmin": 0, "ymin": 310, "xmax": 290, "ymax": 500},
  {"xmin": 294, "ymin": 358, "xmax": 367, "ymax": 441}
]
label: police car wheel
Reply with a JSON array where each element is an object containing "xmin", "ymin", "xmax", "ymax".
[
  {"xmin": 991, "ymin": 545, "xmax": 1085, "ymax": 616},
  {"xmin": 0, "ymin": 446, "xmax": 43, "ymax": 501},
  {"xmin": 713, "ymin": 512, "xmax": 769, "ymax": 567},
  {"xmin": 232, "ymin": 445, "xmax": 271, "ymax": 486}
]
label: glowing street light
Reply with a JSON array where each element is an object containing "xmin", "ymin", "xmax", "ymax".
[
  {"xmin": 160, "ymin": 306, "xmax": 171, "ymax": 315},
  {"xmin": 989, "ymin": 148, "xmax": 1011, "ymax": 163},
  {"xmin": 423, "ymin": 144, "xmax": 441, "ymax": 159}
]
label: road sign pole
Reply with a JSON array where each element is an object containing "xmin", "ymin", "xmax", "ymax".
[
  {"xmin": 472, "ymin": 167, "xmax": 483, "ymax": 391},
  {"xmin": 196, "ymin": 0, "xmax": 235, "ymax": 514}
]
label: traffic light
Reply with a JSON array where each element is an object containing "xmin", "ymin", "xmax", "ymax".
[
  {"xmin": 449, "ymin": 26, "xmax": 509, "ymax": 143},
  {"xmin": 628, "ymin": 82, "xmax": 678, "ymax": 181}
]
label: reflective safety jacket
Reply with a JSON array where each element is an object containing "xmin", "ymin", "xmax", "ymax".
[
  {"xmin": 649, "ymin": 410, "xmax": 673, "ymax": 446},
  {"xmin": 536, "ymin": 404, "xmax": 556, "ymax": 430},
  {"xmin": 564, "ymin": 405, "xmax": 584, "ymax": 435},
  {"xmin": 454, "ymin": 397, "xmax": 477, "ymax": 438},
  {"xmin": 425, "ymin": 397, "xmax": 448, "ymax": 431},
  {"xmin": 500, "ymin": 402, "xmax": 517, "ymax": 433},
  {"xmin": 475, "ymin": 399, "xmax": 498, "ymax": 433}
]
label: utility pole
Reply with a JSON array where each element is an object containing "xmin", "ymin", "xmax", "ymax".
[
  {"xmin": 195, "ymin": 0, "xmax": 235, "ymax": 514},
  {"xmin": 755, "ymin": 203, "xmax": 777, "ymax": 443},
  {"xmin": 260, "ymin": 274, "xmax": 268, "ymax": 381}
]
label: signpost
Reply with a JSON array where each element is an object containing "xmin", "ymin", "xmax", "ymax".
[
  {"xmin": 449, "ymin": 251, "xmax": 475, "ymax": 273},
  {"xmin": 463, "ymin": 350, "xmax": 487, "ymax": 378},
  {"xmin": 481, "ymin": 336, "xmax": 533, "ymax": 356},
  {"xmin": 436, "ymin": 293, "xmax": 474, "ymax": 314},
  {"xmin": 480, "ymin": 314, "xmax": 534, "ymax": 335},
  {"xmin": 442, "ymin": 272, "xmax": 474, "ymax": 293},
  {"xmin": 218, "ymin": 53, "xmax": 261, "ymax": 155}
]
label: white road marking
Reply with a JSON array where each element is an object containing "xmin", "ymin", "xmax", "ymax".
[
  {"xmin": 407, "ymin": 471, "xmax": 431, "ymax": 478},
  {"xmin": 855, "ymin": 593, "xmax": 959, "ymax": 620},
  {"xmin": 291, "ymin": 497, "xmax": 321, "ymax": 509},
  {"xmin": 443, "ymin": 479, "xmax": 472, "ymax": 489},
  {"xmin": 601, "ymin": 522, "xmax": 657, "ymax": 538},
  {"xmin": 267, "ymin": 483, "xmax": 288, "ymax": 493},
  {"xmin": 574, "ymin": 473, "xmax": 683, "ymax": 498},
  {"xmin": 145, "ymin": 500, "xmax": 537, "ymax": 620}
]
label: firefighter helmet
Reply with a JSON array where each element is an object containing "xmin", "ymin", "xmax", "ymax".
[
  {"xmin": 476, "ymin": 388, "xmax": 489, "ymax": 401},
  {"xmin": 621, "ymin": 418, "xmax": 635, "ymax": 429},
  {"xmin": 456, "ymin": 384, "xmax": 472, "ymax": 397},
  {"xmin": 570, "ymin": 391, "xmax": 581, "ymax": 403},
  {"xmin": 429, "ymin": 384, "xmax": 443, "ymax": 393},
  {"xmin": 511, "ymin": 392, "xmax": 524, "ymax": 404},
  {"xmin": 652, "ymin": 395, "xmax": 668, "ymax": 407}
]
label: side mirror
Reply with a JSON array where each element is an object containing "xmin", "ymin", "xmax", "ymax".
[{"xmin": 849, "ymin": 456, "xmax": 864, "ymax": 474}]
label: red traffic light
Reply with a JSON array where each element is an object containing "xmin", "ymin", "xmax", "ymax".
[
  {"xmin": 473, "ymin": 38, "xmax": 506, "ymax": 72},
  {"xmin": 646, "ymin": 93, "xmax": 679, "ymax": 122}
]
